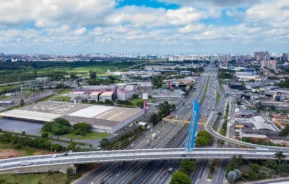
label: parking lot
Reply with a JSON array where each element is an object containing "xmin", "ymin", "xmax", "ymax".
[{"xmin": 0, "ymin": 118, "xmax": 43, "ymax": 136}]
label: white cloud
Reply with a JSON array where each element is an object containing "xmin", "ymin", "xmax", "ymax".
[
  {"xmin": 157, "ymin": 0, "xmax": 261, "ymax": 7},
  {"xmin": 74, "ymin": 28, "xmax": 87, "ymax": 35},
  {"xmin": 0, "ymin": 0, "xmax": 288, "ymax": 53},
  {"xmin": 226, "ymin": 9, "xmax": 245, "ymax": 20},
  {"xmin": 0, "ymin": 0, "xmax": 115, "ymax": 27},
  {"xmin": 178, "ymin": 24, "xmax": 205, "ymax": 33}
]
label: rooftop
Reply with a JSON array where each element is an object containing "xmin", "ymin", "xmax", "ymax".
[
  {"xmin": 100, "ymin": 91, "xmax": 114, "ymax": 97},
  {"xmin": 0, "ymin": 101, "xmax": 143, "ymax": 128}
]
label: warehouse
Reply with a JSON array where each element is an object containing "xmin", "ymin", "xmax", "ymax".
[{"xmin": 0, "ymin": 101, "xmax": 144, "ymax": 134}]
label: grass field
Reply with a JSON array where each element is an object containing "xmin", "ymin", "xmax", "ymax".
[
  {"xmin": 42, "ymin": 131, "xmax": 109, "ymax": 140},
  {"xmin": 0, "ymin": 143, "xmax": 52, "ymax": 159},
  {"xmin": 130, "ymin": 99, "xmax": 144, "ymax": 107},
  {"xmin": 61, "ymin": 131, "xmax": 110, "ymax": 140},
  {"xmin": 39, "ymin": 89, "xmax": 72, "ymax": 102},
  {"xmin": 216, "ymin": 90, "xmax": 220, "ymax": 106},
  {"xmin": 0, "ymin": 173, "xmax": 68, "ymax": 184},
  {"xmin": 0, "ymin": 62, "xmax": 136, "ymax": 84},
  {"xmin": 200, "ymin": 76, "xmax": 210, "ymax": 105}
]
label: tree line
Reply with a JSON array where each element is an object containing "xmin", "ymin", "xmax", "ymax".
[{"xmin": 42, "ymin": 118, "xmax": 92, "ymax": 136}]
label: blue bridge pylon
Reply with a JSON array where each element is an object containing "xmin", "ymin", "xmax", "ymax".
[{"xmin": 185, "ymin": 100, "xmax": 200, "ymax": 152}]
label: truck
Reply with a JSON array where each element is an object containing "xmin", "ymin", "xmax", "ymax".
[{"xmin": 152, "ymin": 133, "xmax": 157, "ymax": 139}]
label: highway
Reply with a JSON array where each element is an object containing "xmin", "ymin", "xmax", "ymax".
[{"xmin": 76, "ymin": 65, "xmax": 213, "ymax": 184}]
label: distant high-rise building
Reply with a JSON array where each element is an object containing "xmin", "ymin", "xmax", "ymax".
[
  {"xmin": 254, "ymin": 51, "xmax": 270, "ymax": 61},
  {"xmin": 218, "ymin": 54, "xmax": 232, "ymax": 62},
  {"xmin": 281, "ymin": 53, "xmax": 288, "ymax": 62},
  {"xmin": 261, "ymin": 60, "xmax": 277, "ymax": 71}
]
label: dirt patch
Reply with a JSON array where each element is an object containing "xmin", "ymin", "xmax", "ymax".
[
  {"xmin": 33, "ymin": 151, "xmax": 43, "ymax": 156},
  {"xmin": 0, "ymin": 149, "xmax": 23, "ymax": 159}
]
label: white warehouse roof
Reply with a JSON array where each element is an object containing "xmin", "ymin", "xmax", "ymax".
[{"xmin": 251, "ymin": 116, "xmax": 276, "ymax": 131}]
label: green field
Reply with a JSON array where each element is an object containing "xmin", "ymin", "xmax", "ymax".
[
  {"xmin": 39, "ymin": 89, "xmax": 72, "ymax": 102},
  {"xmin": 0, "ymin": 61, "xmax": 143, "ymax": 84},
  {"xmin": 130, "ymin": 99, "xmax": 144, "ymax": 107},
  {"xmin": 0, "ymin": 173, "xmax": 68, "ymax": 184},
  {"xmin": 0, "ymin": 143, "xmax": 51, "ymax": 156},
  {"xmin": 61, "ymin": 131, "xmax": 110, "ymax": 140},
  {"xmin": 42, "ymin": 131, "xmax": 109, "ymax": 140},
  {"xmin": 200, "ymin": 76, "xmax": 210, "ymax": 105},
  {"xmin": 216, "ymin": 90, "xmax": 220, "ymax": 107}
]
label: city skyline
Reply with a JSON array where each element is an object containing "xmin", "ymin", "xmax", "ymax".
[{"xmin": 0, "ymin": 0, "xmax": 288, "ymax": 54}]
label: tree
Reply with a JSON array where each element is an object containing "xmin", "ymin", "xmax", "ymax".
[
  {"xmin": 132, "ymin": 94, "xmax": 139, "ymax": 99},
  {"xmin": 41, "ymin": 132, "xmax": 49, "ymax": 138},
  {"xmin": 22, "ymin": 131, "xmax": 25, "ymax": 135},
  {"xmin": 104, "ymin": 99, "xmax": 114, "ymax": 105},
  {"xmin": 275, "ymin": 151, "xmax": 286, "ymax": 165},
  {"xmin": 227, "ymin": 171, "xmax": 237, "ymax": 184},
  {"xmin": 89, "ymin": 71, "xmax": 96, "ymax": 79},
  {"xmin": 180, "ymin": 160, "xmax": 196, "ymax": 175},
  {"xmin": 136, "ymin": 101, "xmax": 144, "ymax": 109},
  {"xmin": 218, "ymin": 112, "xmax": 223, "ymax": 116},
  {"xmin": 70, "ymin": 73, "xmax": 77, "ymax": 79},
  {"xmin": 100, "ymin": 138, "xmax": 110, "ymax": 148},
  {"xmin": 149, "ymin": 113, "xmax": 159, "ymax": 125},
  {"xmin": 280, "ymin": 125, "xmax": 289, "ymax": 137},
  {"xmin": 265, "ymin": 160, "xmax": 277, "ymax": 169},
  {"xmin": 170, "ymin": 171, "xmax": 191, "ymax": 184},
  {"xmin": 72, "ymin": 122, "xmax": 92, "ymax": 135},
  {"xmin": 234, "ymin": 169, "xmax": 242, "ymax": 180},
  {"xmin": 66, "ymin": 167, "xmax": 73, "ymax": 179},
  {"xmin": 41, "ymin": 118, "xmax": 71, "ymax": 135},
  {"xmin": 20, "ymin": 99, "xmax": 25, "ymax": 107},
  {"xmin": 14, "ymin": 143, "xmax": 22, "ymax": 150}
]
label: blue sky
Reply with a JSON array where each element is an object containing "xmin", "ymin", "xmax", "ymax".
[{"xmin": 0, "ymin": 0, "xmax": 288, "ymax": 54}]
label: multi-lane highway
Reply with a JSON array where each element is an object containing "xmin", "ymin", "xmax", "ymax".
[{"xmin": 76, "ymin": 65, "xmax": 215, "ymax": 184}]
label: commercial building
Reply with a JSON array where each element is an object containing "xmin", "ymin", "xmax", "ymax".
[
  {"xmin": 68, "ymin": 91, "xmax": 90, "ymax": 101},
  {"xmin": 0, "ymin": 101, "xmax": 144, "ymax": 133},
  {"xmin": 235, "ymin": 72, "xmax": 261, "ymax": 82},
  {"xmin": 99, "ymin": 91, "xmax": 114, "ymax": 101},
  {"xmin": 89, "ymin": 92, "xmax": 101, "ymax": 101},
  {"xmin": 117, "ymin": 85, "xmax": 136, "ymax": 101},
  {"xmin": 229, "ymin": 82, "xmax": 243, "ymax": 89},
  {"xmin": 261, "ymin": 60, "xmax": 277, "ymax": 71}
]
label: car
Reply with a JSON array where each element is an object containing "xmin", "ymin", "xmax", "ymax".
[
  {"xmin": 20, "ymin": 161, "xmax": 30, "ymax": 166},
  {"xmin": 52, "ymin": 154, "xmax": 57, "ymax": 158},
  {"xmin": 163, "ymin": 172, "xmax": 167, "ymax": 176},
  {"xmin": 168, "ymin": 167, "xmax": 174, "ymax": 173},
  {"xmin": 181, "ymin": 154, "xmax": 187, "ymax": 157}
]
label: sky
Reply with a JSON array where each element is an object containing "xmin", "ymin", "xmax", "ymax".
[{"xmin": 0, "ymin": 0, "xmax": 288, "ymax": 54}]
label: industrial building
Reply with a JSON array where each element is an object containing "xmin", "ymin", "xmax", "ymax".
[
  {"xmin": 117, "ymin": 85, "xmax": 136, "ymax": 101},
  {"xmin": 235, "ymin": 72, "xmax": 261, "ymax": 82},
  {"xmin": 0, "ymin": 101, "xmax": 144, "ymax": 134}
]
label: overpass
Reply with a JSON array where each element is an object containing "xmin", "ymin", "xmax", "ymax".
[{"xmin": 0, "ymin": 148, "xmax": 287, "ymax": 174}]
